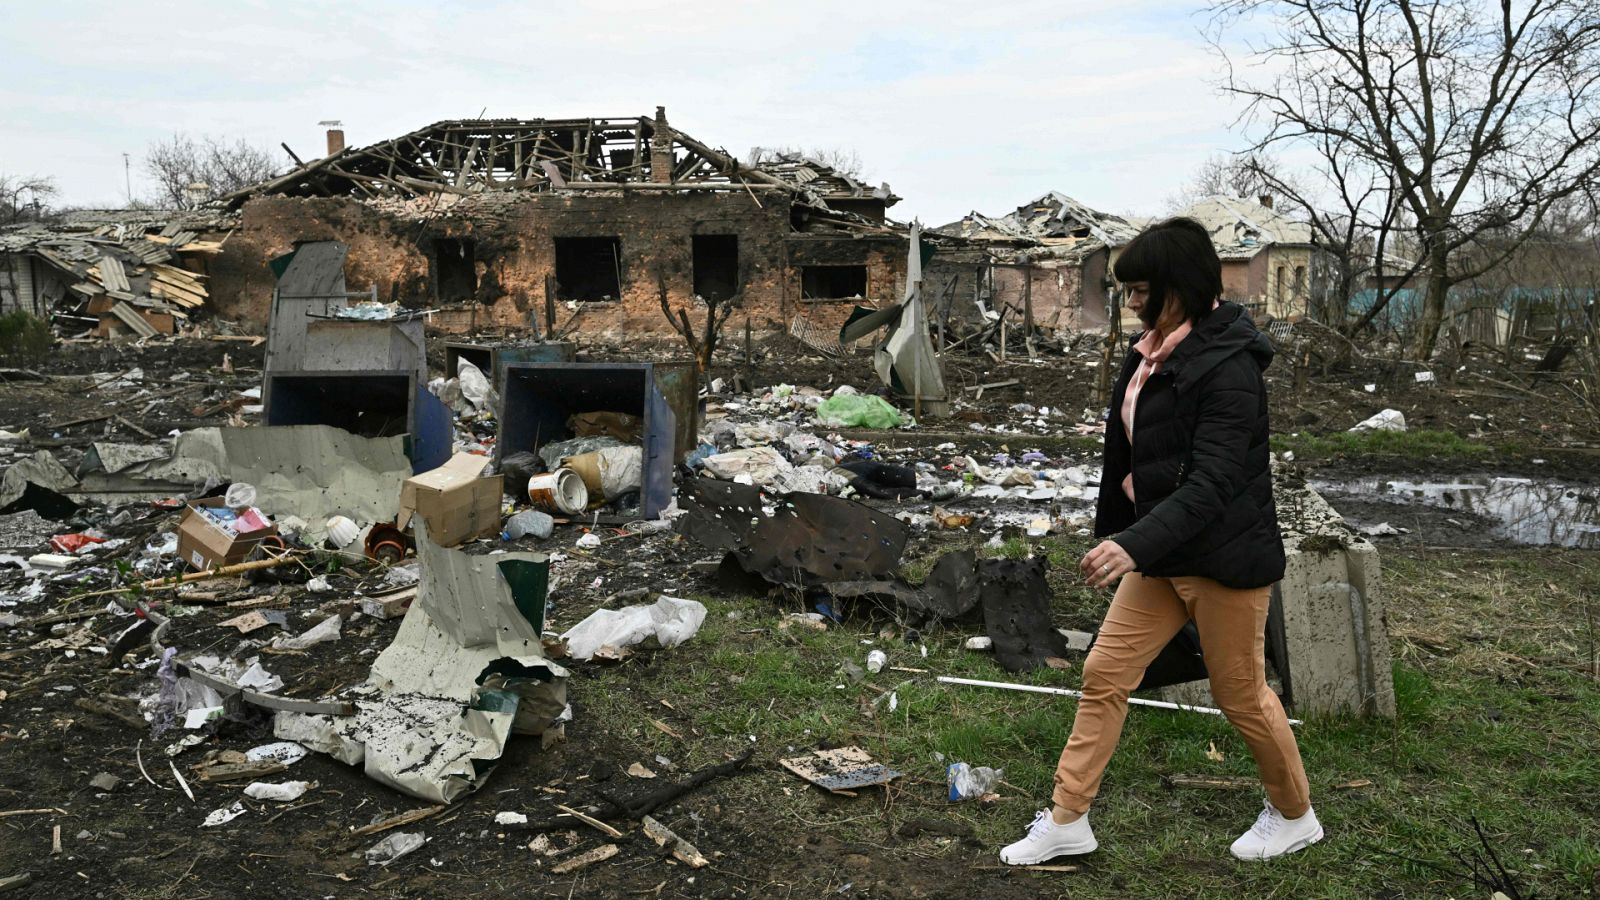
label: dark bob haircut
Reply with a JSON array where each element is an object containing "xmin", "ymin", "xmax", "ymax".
[{"xmin": 1112, "ymin": 217, "xmax": 1223, "ymax": 329}]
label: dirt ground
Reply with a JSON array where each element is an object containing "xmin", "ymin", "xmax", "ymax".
[{"xmin": 2, "ymin": 326, "xmax": 1597, "ymax": 898}]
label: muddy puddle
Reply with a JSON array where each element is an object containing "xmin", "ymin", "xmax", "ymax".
[{"xmin": 1311, "ymin": 474, "xmax": 1600, "ymax": 549}]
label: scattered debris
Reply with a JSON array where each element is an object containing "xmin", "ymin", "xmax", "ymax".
[
  {"xmin": 641, "ymin": 815, "xmax": 710, "ymax": 868},
  {"xmin": 365, "ymin": 831, "xmax": 426, "ymax": 866},
  {"xmin": 549, "ymin": 843, "xmax": 619, "ymax": 875},
  {"xmin": 780, "ymin": 747, "xmax": 903, "ymax": 792}
]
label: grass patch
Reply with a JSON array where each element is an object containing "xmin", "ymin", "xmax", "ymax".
[
  {"xmin": 1274, "ymin": 428, "xmax": 1492, "ymax": 461},
  {"xmin": 577, "ymin": 540, "xmax": 1599, "ymax": 897},
  {"xmin": 0, "ymin": 311, "xmax": 51, "ymax": 366}
]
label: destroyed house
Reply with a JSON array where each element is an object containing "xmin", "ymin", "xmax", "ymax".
[
  {"xmin": 929, "ymin": 193, "xmax": 1142, "ymax": 333},
  {"xmin": 0, "ymin": 211, "xmax": 225, "ymax": 338},
  {"xmin": 209, "ymin": 108, "xmax": 909, "ymax": 337},
  {"xmin": 1172, "ymin": 195, "xmax": 1327, "ymax": 321}
]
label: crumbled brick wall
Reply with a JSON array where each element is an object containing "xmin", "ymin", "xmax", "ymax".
[{"xmin": 209, "ymin": 194, "xmax": 906, "ymax": 338}]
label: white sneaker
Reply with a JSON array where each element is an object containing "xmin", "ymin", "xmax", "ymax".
[
  {"xmin": 999, "ymin": 809, "xmax": 1098, "ymax": 865},
  {"xmin": 1230, "ymin": 800, "xmax": 1324, "ymax": 860}
]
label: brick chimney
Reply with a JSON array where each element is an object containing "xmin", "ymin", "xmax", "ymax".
[
  {"xmin": 327, "ymin": 128, "xmax": 346, "ymax": 156},
  {"xmin": 649, "ymin": 106, "xmax": 674, "ymax": 184},
  {"xmin": 1258, "ymin": 194, "xmax": 1274, "ymax": 210}
]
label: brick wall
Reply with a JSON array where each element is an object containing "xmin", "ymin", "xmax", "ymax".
[{"xmin": 207, "ymin": 194, "xmax": 906, "ymax": 338}]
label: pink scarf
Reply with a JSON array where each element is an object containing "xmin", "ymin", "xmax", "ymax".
[{"xmin": 1119, "ymin": 313, "xmax": 1205, "ymax": 501}]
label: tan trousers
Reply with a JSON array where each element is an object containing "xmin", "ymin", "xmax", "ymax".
[{"xmin": 1052, "ymin": 573, "xmax": 1312, "ymax": 818}]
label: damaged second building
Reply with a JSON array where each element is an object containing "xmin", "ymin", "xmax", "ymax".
[{"xmin": 209, "ymin": 108, "xmax": 906, "ymax": 335}]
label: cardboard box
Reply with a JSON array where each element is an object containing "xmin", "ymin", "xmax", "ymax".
[
  {"xmin": 177, "ymin": 497, "xmax": 280, "ymax": 572},
  {"xmin": 397, "ymin": 452, "xmax": 503, "ymax": 547}
]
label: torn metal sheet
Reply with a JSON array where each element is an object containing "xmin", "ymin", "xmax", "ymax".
[
  {"xmin": 76, "ymin": 442, "xmax": 170, "ymax": 477},
  {"xmin": 74, "ymin": 426, "xmax": 409, "ymax": 543},
  {"xmin": 677, "ymin": 479, "xmax": 765, "ymax": 554},
  {"xmin": 919, "ymin": 548, "xmax": 981, "ymax": 620},
  {"xmin": 275, "ymin": 519, "xmax": 567, "ymax": 803},
  {"xmin": 680, "ymin": 480, "xmax": 909, "ymax": 582},
  {"xmin": 819, "ymin": 579, "xmax": 928, "ymax": 608},
  {"xmin": 0, "ymin": 451, "xmax": 77, "ymax": 511},
  {"xmin": 780, "ymin": 746, "xmax": 903, "ymax": 791},
  {"xmin": 840, "ymin": 224, "xmax": 948, "ymax": 416},
  {"xmin": 737, "ymin": 492, "xmax": 909, "ymax": 588},
  {"xmin": 978, "ymin": 558, "xmax": 1068, "ymax": 672}
]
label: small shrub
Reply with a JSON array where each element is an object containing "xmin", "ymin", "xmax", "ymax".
[{"xmin": 0, "ymin": 311, "xmax": 52, "ymax": 365}]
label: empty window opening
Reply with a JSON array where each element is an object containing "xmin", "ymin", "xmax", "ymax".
[
  {"xmin": 801, "ymin": 265, "xmax": 867, "ymax": 300},
  {"xmin": 692, "ymin": 235, "xmax": 740, "ymax": 302},
  {"xmin": 554, "ymin": 237, "xmax": 623, "ymax": 302},
  {"xmin": 433, "ymin": 238, "xmax": 477, "ymax": 301}
]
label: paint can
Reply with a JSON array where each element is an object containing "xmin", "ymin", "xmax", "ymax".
[{"xmin": 527, "ymin": 468, "xmax": 589, "ymax": 515}]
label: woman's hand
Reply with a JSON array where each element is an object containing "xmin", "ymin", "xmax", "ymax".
[{"xmin": 1079, "ymin": 540, "xmax": 1135, "ymax": 589}]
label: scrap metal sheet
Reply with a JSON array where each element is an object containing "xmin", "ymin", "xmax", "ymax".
[
  {"xmin": 75, "ymin": 426, "xmax": 410, "ymax": 542},
  {"xmin": 979, "ymin": 557, "xmax": 1069, "ymax": 672},
  {"xmin": 367, "ymin": 519, "xmax": 564, "ymax": 701},
  {"xmin": 276, "ymin": 519, "xmax": 567, "ymax": 804}
]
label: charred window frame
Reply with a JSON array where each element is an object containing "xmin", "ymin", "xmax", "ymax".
[
  {"xmin": 553, "ymin": 236, "xmax": 623, "ymax": 303},
  {"xmin": 692, "ymin": 235, "xmax": 740, "ymax": 302},
  {"xmin": 800, "ymin": 264, "xmax": 868, "ymax": 301},
  {"xmin": 432, "ymin": 237, "xmax": 477, "ymax": 302}
]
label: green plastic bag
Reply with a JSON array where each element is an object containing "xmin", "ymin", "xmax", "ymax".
[{"xmin": 816, "ymin": 394, "xmax": 904, "ymax": 429}]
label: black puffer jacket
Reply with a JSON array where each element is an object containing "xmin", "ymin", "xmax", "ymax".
[{"xmin": 1094, "ymin": 302, "xmax": 1285, "ymax": 589}]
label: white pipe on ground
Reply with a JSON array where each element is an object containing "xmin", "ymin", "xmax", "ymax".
[{"xmin": 935, "ymin": 675, "xmax": 1303, "ymax": 726}]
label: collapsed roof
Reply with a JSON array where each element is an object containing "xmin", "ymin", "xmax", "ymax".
[
  {"xmin": 935, "ymin": 192, "xmax": 1142, "ymax": 261},
  {"xmin": 1173, "ymin": 196, "xmax": 1315, "ymax": 259},
  {"xmin": 0, "ymin": 217, "xmax": 225, "ymax": 329},
  {"xmin": 223, "ymin": 108, "xmax": 898, "ymax": 221}
]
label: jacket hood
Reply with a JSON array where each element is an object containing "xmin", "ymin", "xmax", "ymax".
[{"xmin": 1160, "ymin": 301, "xmax": 1274, "ymax": 393}]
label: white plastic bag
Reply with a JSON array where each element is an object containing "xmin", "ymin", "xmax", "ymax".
[
  {"xmin": 703, "ymin": 447, "xmax": 792, "ymax": 487},
  {"xmin": 560, "ymin": 596, "xmax": 708, "ymax": 661},
  {"xmin": 1350, "ymin": 409, "xmax": 1407, "ymax": 433},
  {"xmin": 457, "ymin": 359, "xmax": 494, "ymax": 411}
]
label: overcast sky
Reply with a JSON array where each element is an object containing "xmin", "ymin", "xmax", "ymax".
[{"xmin": 0, "ymin": 0, "xmax": 1267, "ymax": 225}]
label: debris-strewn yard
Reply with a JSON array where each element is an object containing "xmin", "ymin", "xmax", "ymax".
[{"xmin": 2, "ymin": 333, "xmax": 1597, "ymax": 899}]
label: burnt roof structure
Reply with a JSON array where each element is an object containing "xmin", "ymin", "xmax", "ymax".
[
  {"xmin": 223, "ymin": 107, "xmax": 897, "ymax": 224},
  {"xmin": 934, "ymin": 192, "xmax": 1143, "ymax": 262}
]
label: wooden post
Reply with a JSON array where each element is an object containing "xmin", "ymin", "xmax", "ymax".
[
  {"xmin": 1022, "ymin": 264, "xmax": 1034, "ymax": 336},
  {"xmin": 544, "ymin": 274, "xmax": 557, "ymax": 335},
  {"xmin": 744, "ymin": 318, "xmax": 752, "ymax": 361}
]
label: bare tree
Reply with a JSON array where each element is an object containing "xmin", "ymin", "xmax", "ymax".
[
  {"xmin": 144, "ymin": 134, "xmax": 280, "ymax": 209},
  {"xmin": 657, "ymin": 270, "xmax": 743, "ymax": 373},
  {"xmin": 1168, "ymin": 152, "xmax": 1301, "ymax": 210},
  {"xmin": 0, "ymin": 173, "xmax": 59, "ymax": 225},
  {"xmin": 1212, "ymin": 0, "xmax": 1600, "ymax": 360}
]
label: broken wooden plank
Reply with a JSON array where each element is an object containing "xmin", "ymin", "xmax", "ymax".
[
  {"xmin": 349, "ymin": 805, "xmax": 448, "ymax": 838},
  {"xmin": 555, "ymin": 804, "xmax": 623, "ymax": 838},
  {"xmin": 1160, "ymin": 774, "xmax": 1257, "ymax": 791},
  {"xmin": 549, "ymin": 843, "xmax": 618, "ymax": 875},
  {"xmin": 963, "ymin": 379, "xmax": 1020, "ymax": 393},
  {"xmin": 641, "ymin": 816, "xmax": 709, "ymax": 868},
  {"xmin": 73, "ymin": 697, "xmax": 146, "ymax": 731}
]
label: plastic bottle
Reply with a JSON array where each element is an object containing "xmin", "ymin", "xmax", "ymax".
[
  {"xmin": 501, "ymin": 510, "xmax": 554, "ymax": 541},
  {"xmin": 947, "ymin": 762, "xmax": 1004, "ymax": 801}
]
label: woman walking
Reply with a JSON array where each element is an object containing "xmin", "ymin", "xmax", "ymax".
[{"xmin": 1001, "ymin": 217, "xmax": 1321, "ymax": 864}]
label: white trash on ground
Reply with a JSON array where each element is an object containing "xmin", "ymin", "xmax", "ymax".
[
  {"xmin": 1349, "ymin": 409, "xmax": 1407, "ymax": 432},
  {"xmin": 243, "ymin": 780, "xmax": 313, "ymax": 802},
  {"xmin": 560, "ymin": 596, "xmax": 708, "ymax": 662}
]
